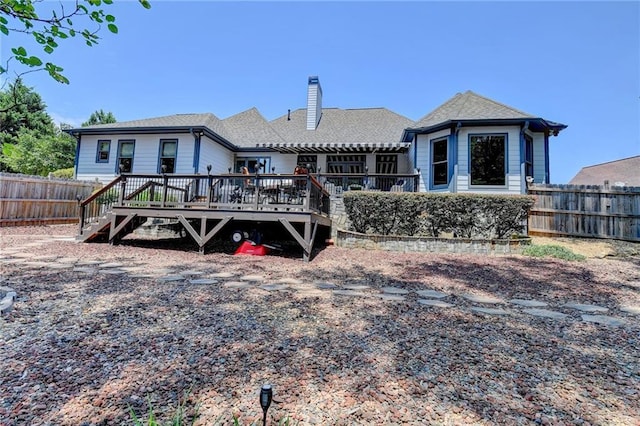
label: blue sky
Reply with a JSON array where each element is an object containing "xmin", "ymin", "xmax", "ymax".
[{"xmin": 1, "ymin": 1, "xmax": 638, "ymax": 183}]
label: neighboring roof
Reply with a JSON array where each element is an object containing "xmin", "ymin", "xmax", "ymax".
[
  {"xmin": 568, "ymin": 156, "xmax": 640, "ymax": 186},
  {"xmin": 218, "ymin": 108, "xmax": 286, "ymax": 147},
  {"xmin": 266, "ymin": 107, "xmax": 413, "ymax": 152},
  {"xmin": 406, "ymin": 90, "xmax": 567, "ymax": 136}
]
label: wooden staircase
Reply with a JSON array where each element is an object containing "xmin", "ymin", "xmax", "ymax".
[{"xmin": 77, "ymin": 213, "xmax": 113, "ymax": 242}]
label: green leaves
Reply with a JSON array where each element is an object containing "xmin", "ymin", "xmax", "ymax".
[
  {"xmin": 0, "ymin": 15, "xmax": 8, "ymax": 35},
  {"xmin": 11, "ymin": 46, "xmax": 27, "ymax": 56},
  {"xmin": 344, "ymin": 192, "xmax": 536, "ymax": 239},
  {"xmin": 44, "ymin": 63, "xmax": 70, "ymax": 84},
  {"xmin": 0, "ymin": 81, "xmax": 76, "ymax": 175},
  {"xmin": 1, "ymin": 0, "xmax": 152, "ymax": 84},
  {"xmin": 25, "ymin": 56, "xmax": 42, "ymax": 66}
]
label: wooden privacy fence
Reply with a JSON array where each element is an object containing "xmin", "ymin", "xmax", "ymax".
[
  {"xmin": 528, "ymin": 184, "xmax": 640, "ymax": 242},
  {"xmin": 0, "ymin": 173, "xmax": 102, "ymax": 227}
]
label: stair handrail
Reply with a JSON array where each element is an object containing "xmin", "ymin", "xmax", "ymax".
[{"xmin": 78, "ymin": 175, "xmax": 124, "ymax": 235}]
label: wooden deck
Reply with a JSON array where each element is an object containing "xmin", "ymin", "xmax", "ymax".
[{"xmin": 78, "ymin": 173, "xmax": 332, "ymax": 261}]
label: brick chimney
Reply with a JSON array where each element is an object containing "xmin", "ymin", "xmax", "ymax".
[{"xmin": 306, "ymin": 76, "xmax": 322, "ymax": 130}]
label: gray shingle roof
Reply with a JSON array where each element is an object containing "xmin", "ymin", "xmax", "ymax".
[
  {"xmin": 72, "ymin": 89, "xmax": 565, "ymax": 150},
  {"xmin": 78, "ymin": 113, "xmax": 223, "ymax": 133},
  {"xmin": 568, "ymin": 156, "xmax": 640, "ymax": 186},
  {"xmin": 218, "ymin": 108, "xmax": 286, "ymax": 147},
  {"xmin": 413, "ymin": 90, "xmax": 536, "ymax": 128},
  {"xmin": 269, "ymin": 107, "xmax": 413, "ymax": 145}
]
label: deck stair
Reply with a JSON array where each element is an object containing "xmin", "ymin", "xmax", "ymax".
[{"xmin": 77, "ymin": 213, "xmax": 113, "ymax": 242}]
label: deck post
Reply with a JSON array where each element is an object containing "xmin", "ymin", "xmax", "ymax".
[
  {"xmin": 207, "ymin": 175, "xmax": 213, "ymax": 206},
  {"xmin": 118, "ymin": 177, "xmax": 126, "ymax": 206},
  {"xmin": 303, "ymin": 220, "xmax": 312, "ymax": 262},
  {"xmin": 78, "ymin": 203, "xmax": 86, "ymax": 236},
  {"xmin": 161, "ymin": 175, "xmax": 169, "ymax": 208}
]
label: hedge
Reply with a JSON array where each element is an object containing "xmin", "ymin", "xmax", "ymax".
[{"xmin": 343, "ymin": 192, "xmax": 535, "ymax": 239}]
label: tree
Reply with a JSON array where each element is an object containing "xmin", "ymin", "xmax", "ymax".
[
  {"xmin": 0, "ymin": 79, "xmax": 76, "ymax": 175},
  {"xmin": 0, "ymin": 0, "xmax": 151, "ymax": 84},
  {"xmin": 1, "ymin": 126, "xmax": 76, "ymax": 175},
  {"xmin": 0, "ymin": 78, "xmax": 55, "ymax": 145},
  {"xmin": 82, "ymin": 109, "xmax": 116, "ymax": 127}
]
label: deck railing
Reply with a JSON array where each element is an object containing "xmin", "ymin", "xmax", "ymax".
[
  {"xmin": 319, "ymin": 173, "xmax": 420, "ymax": 194},
  {"xmin": 78, "ymin": 172, "xmax": 418, "ymax": 234},
  {"xmin": 78, "ymin": 172, "xmax": 332, "ymax": 233}
]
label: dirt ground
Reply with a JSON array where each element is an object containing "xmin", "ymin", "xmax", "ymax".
[{"xmin": 1, "ymin": 225, "xmax": 639, "ymax": 425}]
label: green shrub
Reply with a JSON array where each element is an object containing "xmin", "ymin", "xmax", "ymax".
[
  {"xmin": 96, "ymin": 188, "xmax": 119, "ymax": 205},
  {"xmin": 522, "ymin": 244, "xmax": 586, "ymax": 261},
  {"xmin": 343, "ymin": 192, "xmax": 535, "ymax": 239},
  {"xmin": 50, "ymin": 167, "xmax": 74, "ymax": 179}
]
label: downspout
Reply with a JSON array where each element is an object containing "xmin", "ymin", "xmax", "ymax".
[
  {"xmin": 72, "ymin": 132, "xmax": 81, "ymax": 179},
  {"xmin": 190, "ymin": 128, "xmax": 201, "ymax": 173},
  {"xmin": 520, "ymin": 121, "xmax": 530, "ymax": 194},
  {"xmin": 411, "ymin": 133, "xmax": 421, "ymax": 191},
  {"xmin": 544, "ymin": 131, "xmax": 550, "ymax": 184},
  {"xmin": 452, "ymin": 122, "xmax": 462, "ymax": 193}
]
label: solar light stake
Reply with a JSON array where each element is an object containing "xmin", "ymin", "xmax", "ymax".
[{"xmin": 260, "ymin": 384, "xmax": 273, "ymax": 425}]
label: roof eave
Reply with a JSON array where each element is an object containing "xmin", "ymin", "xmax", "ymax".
[
  {"xmin": 405, "ymin": 118, "xmax": 568, "ymax": 135},
  {"xmin": 66, "ymin": 125, "xmax": 238, "ymax": 151}
]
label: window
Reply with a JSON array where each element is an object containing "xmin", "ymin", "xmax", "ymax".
[
  {"xmin": 158, "ymin": 139, "xmax": 178, "ymax": 173},
  {"xmin": 376, "ymin": 154, "xmax": 397, "ymax": 174},
  {"xmin": 431, "ymin": 138, "xmax": 448, "ymax": 187},
  {"xmin": 235, "ymin": 157, "xmax": 271, "ymax": 173},
  {"xmin": 326, "ymin": 155, "xmax": 366, "ymax": 174},
  {"xmin": 470, "ymin": 134, "xmax": 506, "ymax": 186},
  {"xmin": 297, "ymin": 155, "xmax": 317, "ymax": 173},
  {"xmin": 117, "ymin": 140, "xmax": 135, "ymax": 173},
  {"xmin": 96, "ymin": 140, "xmax": 111, "ymax": 163},
  {"xmin": 524, "ymin": 134, "xmax": 533, "ymax": 179}
]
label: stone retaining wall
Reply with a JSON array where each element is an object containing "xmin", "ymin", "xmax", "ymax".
[{"xmin": 336, "ymin": 229, "xmax": 531, "ymax": 255}]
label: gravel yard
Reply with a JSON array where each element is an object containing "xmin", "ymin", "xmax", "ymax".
[{"xmin": 1, "ymin": 225, "xmax": 639, "ymax": 425}]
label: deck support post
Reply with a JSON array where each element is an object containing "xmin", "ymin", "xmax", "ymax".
[
  {"xmin": 278, "ymin": 217, "xmax": 318, "ymax": 262},
  {"xmin": 303, "ymin": 221, "xmax": 312, "ymax": 262},
  {"xmin": 178, "ymin": 214, "xmax": 233, "ymax": 254},
  {"xmin": 108, "ymin": 213, "xmax": 138, "ymax": 243}
]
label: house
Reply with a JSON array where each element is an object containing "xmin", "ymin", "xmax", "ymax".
[
  {"xmin": 568, "ymin": 155, "xmax": 640, "ymax": 187},
  {"xmin": 69, "ymin": 76, "xmax": 566, "ymax": 194}
]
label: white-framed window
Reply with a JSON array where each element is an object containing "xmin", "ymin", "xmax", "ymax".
[
  {"xmin": 431, "ymin": 137, "xmax": 448, "ymax": 187},
  {"xmin": 524, "ymin": 134, "xmax": 533, "ymax": 179},
  {"xmin": 158, "ymin": 139, "xmax": 178, "ymax": 173},
  {"xmin": 469, "ymin": 134, "xmax": 507, "ymax": 186},
  {"xmin": 96, "ymin": 140, "xmax": 111, "ymax": 163},
  {"xmin": 116, "ymin": 140, "xmax": 135, "ymax": 173}
]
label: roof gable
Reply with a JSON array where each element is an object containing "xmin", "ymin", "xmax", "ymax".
[
  {"xmin": 218, "ymin": 107, "xmax": 285, "ymax": 147},
  {"xmin": 413, "ymin": 90, "xmax": 535, "ymax": 129}
]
